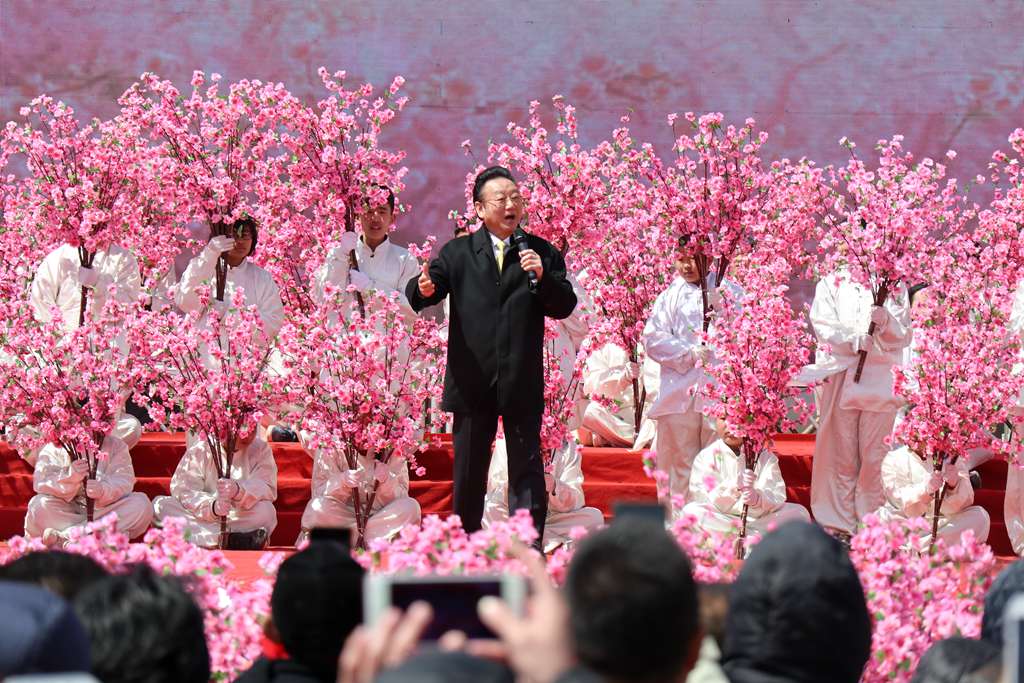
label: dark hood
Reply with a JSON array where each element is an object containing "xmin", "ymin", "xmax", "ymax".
[{"xmin": 722, "ymin": 522, "xmax": 872, "ymax": 683}]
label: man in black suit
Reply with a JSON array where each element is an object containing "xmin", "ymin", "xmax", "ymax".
[{"xmin": 406, "ymin": 166, "xmax": 577, "ymax": 538}]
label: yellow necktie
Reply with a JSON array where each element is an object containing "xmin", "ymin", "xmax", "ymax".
[{"xmin": 495, "ymin": 241, "xmax": 506, "ymax": 273}]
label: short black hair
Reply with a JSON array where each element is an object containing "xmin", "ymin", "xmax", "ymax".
[
  {"xmin": 74, "ymin": 564, "xmax": 210, "ymax": 683},
  {"xmin": 472, "ymin": 166, "xmax": 516, "ymax": 204},
  {"xmin": 982, "ymin": 558, "xmax": 1024, "ymax": 643},
  {"xmin": 908, "ymin": 282, "xmax": 929, "ymax": 306},
  {"xmin": 367, "ymin": 184, "xmax": 396, "ymax": 213},
  {"xmin": 270, "ymin": 541, "xmax": 365, "ymax": 679},
  {"xmin": 231, "ymin": 216, "xmax": 259, "ymax": 256},
  {"xmin": 564, "ymin": 519, "xmax": 700, "ymax": 683},
  {"xmin": 910, "ymin": 637, "xmax": 1001, "ymax": 683},
  {"xmin": 0, "ymin": 550, "xmax": 109, "ymax": 601}
]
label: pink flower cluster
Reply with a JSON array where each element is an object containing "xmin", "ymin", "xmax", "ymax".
[
  {"xmin": 278, "ymin": 290, "xmax": 445, "ymax": 547},
  {"xmin": 851, "ymin": 514, "xmax": 995, "ymax": 683},
  {"xmin": 362, "ymin": 509, "xmax": 539, "ymax": 575},
  {"xmin": 0, "ymin": 514, "xmax": 280, "ymax": 681}
]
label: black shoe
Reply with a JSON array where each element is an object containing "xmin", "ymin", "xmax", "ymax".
[
  {"xmin": 970, "ymin": 470, "xmax": 982, "ymax": 490},
  {"xmin": 224, "ymin": 528, "xmax": 269, "ymax": 550},
  {"xmin": 270, "ymin": 427, "xmax": 299, "ymax": 443}
]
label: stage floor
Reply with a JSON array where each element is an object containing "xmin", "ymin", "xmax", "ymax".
[{"xmin": 0, "ymin": 433, "xmax": 1014, "ymax": 556}]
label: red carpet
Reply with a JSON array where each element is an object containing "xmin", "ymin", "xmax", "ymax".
[{"xmin": 0, "ymin": 433, "xmax": 1014, "ymax": 555}]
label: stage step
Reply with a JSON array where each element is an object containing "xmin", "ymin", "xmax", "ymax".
[{"xmin": 0, "ymin": 434, "xmax": 1015, "ymax": 555}]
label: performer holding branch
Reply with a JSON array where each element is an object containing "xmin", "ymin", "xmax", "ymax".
[
  {"xmin": 406, "ymin": 166, "xmax": 577, "ymax": 538},
  {"xmin": 809, "ymin": 271, "xmax": 911, "ymax": 538}
]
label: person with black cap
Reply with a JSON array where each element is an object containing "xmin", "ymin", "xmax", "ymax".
[
  {"xmin": 235, "ymin": 539, "xmax": 364, "ymax": 683},
  {"xmin": 721, "ymin": 521, "xmax": 872, "ymax": 683}
]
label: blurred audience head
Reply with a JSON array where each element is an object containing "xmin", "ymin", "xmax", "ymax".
[
  {"xmin": 0, "ymin": 550, "xmax": 109, "ymax": 601},
  {"xmin": 982, "ymin": 558, "xmax": 1024, "ymax": 644},
  {"xmin": 722, "ymin": 521, "xmax": 871, "ymax": 683},
  {"xmin": 0, "ymin": 580, "xmax": 91, "ymax": 678},
  {"xmin": 910, "ymin": 636, "xmax": 1001, "ymax": 683},
  {"xmin": 269, "ymin": 539, "xmax": 365, "ymax": 679},
  {"xmin": 73, "ymin": 563, "xmax": 209, "ymax": 683},
  {"xmin": 565, "ymin": 518, "xmax": 702, "ymax": 683}
]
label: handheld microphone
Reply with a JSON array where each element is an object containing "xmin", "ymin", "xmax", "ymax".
[{"xmin": 512, "ymin": 228, "xmax": 538, "ymax": 292}]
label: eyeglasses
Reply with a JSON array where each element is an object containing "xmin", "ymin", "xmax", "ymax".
[{"xmin": 485, "ymin": 195, "xmax": 524, "ymax": 207}]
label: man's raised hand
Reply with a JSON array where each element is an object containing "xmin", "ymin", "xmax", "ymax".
[{"xmin": 418, "ymin": 262, "xmax": 436, "ymax": 298}]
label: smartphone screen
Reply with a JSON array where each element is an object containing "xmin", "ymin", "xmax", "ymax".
[{"xmin": 389, "ymin": 580, "xmax": 503, "ymax": 640}]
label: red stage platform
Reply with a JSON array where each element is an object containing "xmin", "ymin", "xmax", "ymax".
[{"xmin": 0, "ymin": 433, "xmax": 1014, "ymax": 555}]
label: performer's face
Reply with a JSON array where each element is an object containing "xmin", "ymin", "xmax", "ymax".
[
  {"xmin": 717, "ymin": 418, "xmax": 743, "ymax": 448},
  {"xmin": 475, "ymin": 178, "xmax": 524, "ymax": 237},
  {"xmin": 359, "ymin": 202, "xmax": 394, "ymax": 246},
  {"xmin": 675, "ymin": 250, "xmax": 701, "ymax": 284},
  {"xmin": 226, "ymin": 228, "xmax": 253, "ymax": 267}
]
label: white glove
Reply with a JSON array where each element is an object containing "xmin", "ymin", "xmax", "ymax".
[
  {"xmin": 340, "ymin": 468, "xmax": 362, "ymax": 489},
  {"xmin": 212, "ymin": 498, "xmax": 231, "ymax": 517},
  {"xmin": 740, "ymin": 488, "xmax": 762, "ymax": 508},
  {"xmin": 870, "ymin": 305, "xmax": 889, "ymax": 331},
  {"xmin": 692, "ymin": 345, "xmax": 710, "ymax": 364},
  {"xmin": 348, "ymin": 270, "xmax": 372, "ymax": 291},
  {"xmin": 85, "ymin": 479, "xmax": 102, "ymax": 499},
  {"xmin": 626, "ymin": 362, "xmax": 640, "ymax": 380},
  {"xmin": 205, "ymin": 236, "xmax": 236, "ymax": 256},
  {"xmin": 739, "ymin": 468, "xmax": 756, "ymax": 493},
  {"xmin": 925, "ymin": 470, "xmax": 943, "ymax": 495},
  {"xmin": 373, "ymin": 460, "xmax": 389, "ymax": 484},
  {"xmin": 217, "ymin": 478, "xmax": 241, "ymax": 501},
  {"xmin": 77, "ymin": 266, "xmax": 100, "ymax": 289},
  {"xmin": 70, "ymin": 458, "xmax": 90, "ymax": 482},
  {"xmin": 544, "ymin": 472, "xmax": 556, "ymax": 494},
  {"xmin": 854, "ymin": 334, "xmax": 873, "ymax": 354},
  {"xmin": 943, "ymin": 461, "xmax": 962, "ymax": 488}
]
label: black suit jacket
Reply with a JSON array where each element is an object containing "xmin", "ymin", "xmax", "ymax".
[{"xmin": 406, "ymin": 227, "xmax": 577, "ymax": 415}]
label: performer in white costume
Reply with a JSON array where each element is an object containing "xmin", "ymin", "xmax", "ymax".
[
  {"xmin": 579, "ymin": 344, "xmax": 658, "ymax": 449},
  {"xmin": 175, "ymin": 219, "xmax": 285, "ymax": 341},
  {"xmin": 25, "ymin": 435, "xmax": 152, "ymax": 544},
  {"xmin": 1004, "ymin": 281, "xmax": 1024, "ymax": 555},
  {"xmin": 482, "ymin": 435, "xmax": 603, "ymax": 552},
  {"xmin": 30, "ymin": 244, "xmax": 144, "ymax": 449},
  {"xmin": 808, "ymin": 271, "xmax": 911, "ymax": 536},
  {"xmin": 876, "ymin": 445, "xmax": 989, "ymax": 545},
  {"xmin": 296, "ymin": 449, "xmax": 420, "ymax": 545},
  {"xmin": 312, "ymin": 187, "xmax": 420, "ymax": 324},
  {"xmin": 643, "ymin": 241, "xmax": 736, "ymax": 503},
  {"xmin": 682, "ymin": 423, "xmax": 809, "ymax": 536},
  {"xmin": 152, "ymin": 432, "xmax": 278, "ymax": 548}
]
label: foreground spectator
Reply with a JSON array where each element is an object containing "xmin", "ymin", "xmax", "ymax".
[
  {"xmin": 0, "ymin": 550, "xmax": 108, "ymax": 601},
  {"xmin": 0, "ymin": 581, "xmax": 91, "ymax": 677},
  {"xmin": 981, "ymin": 557, "xmax": 1024, "ymax": 644},
  {"xmin": 910, "ymin": 637, "xmax": 1001, "ymax": 683},
  {"xmin": 237, "ymin": 540, "xmax": 364, "ymax": 682},
  {"xmin": 562, "ymin": 518, "xmax": 703, "ymax": 682},
  {"xmin": 722, "ymin": 521, "xmax": 872, "ymax": 683},
  {"xmin": 73, "ymin": 564, "xmax": 209, "ymax": 683}
]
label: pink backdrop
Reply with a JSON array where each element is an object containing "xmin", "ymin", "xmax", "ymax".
[{"xmin": 2, "ymin": 0, "xmax": 1023, "ymax": 247}]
